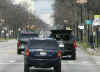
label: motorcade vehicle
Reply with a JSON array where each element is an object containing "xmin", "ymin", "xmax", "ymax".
[
  {"xmin": 17, "ymin": 32, "xmax": 38, "ymax": 54},
  {"xmin": 50, "ymin": 30, "xmax": 76, "ymax": 60},
  {"xmin": 24, "ymin": 38, "xmax": 61, "ymax": 72}
]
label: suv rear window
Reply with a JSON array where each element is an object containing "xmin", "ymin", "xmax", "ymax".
[
  {"xmin": 18, "ymin": 33, "xmax": 38, "ymax": 39},
  {"xmin": 29, "ymin": 40, "xmax": 58, "ymax": 49},
  {"xmin": 55, "ymin": 34, "xmax": 72, "ymax": 41},
  {"xmin": 50, "ymin": 30, "xmax": 73, "ymax": 41}
]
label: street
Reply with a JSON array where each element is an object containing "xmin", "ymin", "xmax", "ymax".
[
  {"xmin": 0, "ymin": 40, "xmax": 24, "ymax": 72},
  {"xmin": 0, "ymin": 40, "xmax": 100, "ymax": 72}
]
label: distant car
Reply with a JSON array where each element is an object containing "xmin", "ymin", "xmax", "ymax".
[
  {"xmin": 50, "ymin": 30, "xmax": 76, "ymax": 60},
  {"xmin": 24, "ymin": 38, "xmax": 61, "ymax": 72},
  {"xmin": 17, "ymin": 32, "xmax": 38, "ymax": 54}
]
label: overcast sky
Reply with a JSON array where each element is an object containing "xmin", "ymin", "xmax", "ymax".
[
  {"xmin": 34, "ymin": 0, "xmax": 54, "ymax": 15},
  {"xmin": 11, "ymin": 0, "xmax": 55, "ymax": 25},
  {"xmin": 34, "ymin": 0, "xmax": 54, "ymax": 25}
]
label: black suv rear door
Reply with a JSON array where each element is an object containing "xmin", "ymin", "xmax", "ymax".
[
  {"xmin": 50, "ymin": 30, "xmax": 74, "ymax": 50},
  {"xmin": 28, "ymin": 40, "xmax": 59, "ymax": 59}
]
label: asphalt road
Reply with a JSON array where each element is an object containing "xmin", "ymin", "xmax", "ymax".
[{"xmin": 0, "ymin": 40, "xmax": 100, "ymax": 72}]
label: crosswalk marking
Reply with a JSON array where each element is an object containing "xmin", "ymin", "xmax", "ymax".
[
  {"xmin": 0, "ymin": 58, "xmax": 100, "ymax": 66},
  {"xmin": 9, "ymin": 60, "xmax": 16, "ymax": 63},
  {"xmin": 0, "ymin": 61, "xmax": 100, "ymax": 65},
  {"xmin": 62, "ymin": 61, "xmax": 98, "ymax": 65}
]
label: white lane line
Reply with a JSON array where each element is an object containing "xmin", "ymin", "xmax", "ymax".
[
  {"xmin": 62, "ymin": 61, "xmax": 96, "ymax": 65},
  {"xmin": 0, "ymin": 61, "xmax": 99, "ymax": 65},
  {"xmin": 0, "ymin": 63, "xmax": 24, "ymax": 64},
  {"xmin": 96, "ymin": 62, "xmax": 100, "ymax": 65},
  {"xmin": 9, "ymin": 60, "xmax": 16, "ymax": 63}
]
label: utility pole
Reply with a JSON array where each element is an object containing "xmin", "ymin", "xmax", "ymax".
[{"xmin": 76, "ymin": 0, "xmax": 88, "ymax": 41}]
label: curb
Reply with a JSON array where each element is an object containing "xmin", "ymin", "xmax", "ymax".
[{"xmin": 0, "ymin": 40, "xmax": 7, "ymax": 42}]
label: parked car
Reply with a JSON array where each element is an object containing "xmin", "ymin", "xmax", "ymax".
[
  {"xmin": 17, "ymin": 32, "xmax": 38, "ymax": 54},
  {"xmin": 50, "ymin": 30, "xmax": 76, "ymax": 60},
  {"xmin": 24, "ymin": 38, "xmax": 61, "ymax": 72}
]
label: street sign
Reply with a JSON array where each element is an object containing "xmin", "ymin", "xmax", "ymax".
[
  {"xmin": 85, "ymin": 20, "xmax": 92, "ymax": 24},
  {"xmin": 78, "ymin": 25, "xmax": 84, "ymax": 29},
  {"xmin": 66, "ymin": 27, "xmax": 72, "ymax": 30},
  {"xmin": 93, "ymin": 15, "xmax": 100, "ymax": 26},
  {"xmin": 93, "ymin": 19, "xmax": 100, "ymax": 26},
  {"xmin": 94, "ymin": 15, "xmax": 100, "ymax": 19}
]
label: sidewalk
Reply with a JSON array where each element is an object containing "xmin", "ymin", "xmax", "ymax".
[
  {"xmin": 0, "ymin": 40, "xmax": 7, "ymax": 42},
  {"xmin": 77, "ymin": 42, "xmax": 100, "ymax": 56},
  {"xmin": 87, "ymin": 48, "xmax": 100, "ymax": 56}
]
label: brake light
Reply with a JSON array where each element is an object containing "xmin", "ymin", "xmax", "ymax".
[
  {"xmin": 17, "ymin": 40, "xmax": 20, "ymax": 47},
  {"xmin": 73, "ymin": 40, "xmax": 76, "ymax": 48},
  {"xmin": 25, "ymin": 48, "xmax": 29, "ymax": 56},
  {"xmin": 57, "ymin": 50, "xmax": 61, "ymax": 58}
]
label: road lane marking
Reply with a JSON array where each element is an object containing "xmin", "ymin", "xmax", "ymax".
[
  {"xmin": 62, "ymin": 61, "xmax": 96, "ymax": 65},
  {"xmin": 0, "ymin": 63, "xmax": 24, "ymax": 64},
  {"xmin": 9, "ymin": 60, "xmax": 16, "ymax": 63},
  {"xmin": 96, "ymin": 62, "xmax": 100, "ymax": 65},
  {"xmin": 0, "ymin": 61, "xmax": 99, "ymax": 66}
]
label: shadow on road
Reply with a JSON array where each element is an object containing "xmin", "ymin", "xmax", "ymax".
[
  {"xmin": 62, "ymin": 57, "xmax": 74, "ymax": 60},
  {"xmin": 30, "ymin": 69, "xmax": 53, "ymax": 72}
]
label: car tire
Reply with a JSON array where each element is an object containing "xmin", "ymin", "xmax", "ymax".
[
  {"xmin": 71, "ymin": 53, "xmax": 76, "ymax": 60},
  {"xmin": 54, "ymin": 61, "xmax": 61, "ymax": 72},
  {"xmin": 24, "ymin": 63, "xmax": 30, "ymax": 72},
  {"xmin": 17, "ymin": 49, "xmax": 21, "ymax": 54}
]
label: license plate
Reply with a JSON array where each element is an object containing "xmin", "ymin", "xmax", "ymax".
[
  {"xmin": 59, "ymin": 44, "xmax": 64, "ymax": 47},
  {"xmin": 40, "ymin": 52, "xmax": 47, "ymax": 56}
]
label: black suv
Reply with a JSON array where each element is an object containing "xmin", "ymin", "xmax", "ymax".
[
  {"xmin": 50, "ymin": 30, "xmax": 76, "ymax": 60},
  {"xmin": 24, "ymin": 38, "xmax": 61, "ymax": 72},
  {"xmin": 17, "ymin": 32, "xmax": 38, "ymax": 54}
]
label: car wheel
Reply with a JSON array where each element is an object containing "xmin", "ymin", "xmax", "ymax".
[
  {"xmin": 24, "ymin": 63, "xmax": 30, "ymax": 72},
  {"xmin": 71, "ymin": 53, "xmax": 76, "ymax": 60},
  {"xmin": 54, "ymin": 61, "xmax": 61, "ymax": 72},
  {"xmin": 17, "ymin": 49, "xmax": 21, "ymax": 54}
]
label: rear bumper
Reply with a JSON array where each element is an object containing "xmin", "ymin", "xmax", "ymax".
[
  {"xmin": 17, "ymin": 47, "xmax": 24, "ymax": 51},
  {"xmin": 25, "ymin": 57, "xmax": 60, "ymax": 68},
  {"xmin": 62, "ymin": 49, "xmax": 76, "ymax": 56}
]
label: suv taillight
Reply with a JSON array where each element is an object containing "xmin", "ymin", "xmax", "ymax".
[
  {"xmin": 25, "ymin": 48, "xmax": 29, "ymax": 56},
  {"xmin": 17, "ymin": 40, "xmax": 20, "ymax": 47},
  {"xmin": 73, "ymin": 40, "xmax": 76, "ymax": 48},
  {"xmin": 57, "ymin": 50, "xmax": 61, "ymax": 58}
]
